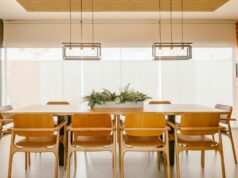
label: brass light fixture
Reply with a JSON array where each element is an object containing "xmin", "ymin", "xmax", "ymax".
[
  {"xmin": 152, "ymin": 0, "xmax": 192, "ymax": 60},
  {"xmin": 63, "ymin": 0, "xmax": 101, "ymax": 60}
]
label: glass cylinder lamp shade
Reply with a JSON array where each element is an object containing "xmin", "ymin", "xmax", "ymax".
[
  {"xmin": 152, "ymin": 43, "xmax": 192, "ymax": 60},
  {"xmin": 62, "ymin": 43, "xmax": 101, "ymax": 60}
]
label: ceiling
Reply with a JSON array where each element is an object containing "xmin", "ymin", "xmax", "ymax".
[
  {"xmin": 16, "ymin": 0, "xmax": 228, "ymax": 12},
  {"xmin": 0, "ymin": 0, "xmax": 237, "ymax": 21}
]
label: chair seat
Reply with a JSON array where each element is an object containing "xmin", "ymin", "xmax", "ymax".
[
  {"xmin": 177, "ymin": 133, "xmax": 217, "ymax": 146},
  {"xmin": 123, "ymin": 135, "xmax": 164, "ymax": 147},
  {"xmin": 16, "ymin": 136, "xmax": 57, "ymax": 148},
  {"xmin": 73, "ymin": 136, "xmax": 113, "ymax": 147}
]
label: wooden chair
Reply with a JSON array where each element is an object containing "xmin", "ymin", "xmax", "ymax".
[
  {"xmin": 1, "ymin": 105, "xmax": 32, "ymax": 170},
  {"xmin": 47, "ymin": 101, "xmax": 70, "ymax": 168},
  {"xmin": 215, "ymin": 104, "xmax": 237, "ymax": 164},
  {"xmin": 149, "ymin": 101, "xmax": 171, "ymax": 105},
  {"xmin": 0, "ymin": 105, "xmax": 14, "ymax": 138},
  {"xmin": 119, "ymin": 112, "xmax": 170, "ymax": 178},
  {"xmin": 168, "ymin": 113, "xmax": 226, "ymax": 178},
  {"xmin": 148, "ymin": 101, "xmax": 171, "ymax": 159},
  {"xmin": 67, "ymin": 113, "xmax": 117, "ymax": 178},
  {"xmin": 8, "ymin": 113, "xmax": 66, "ymax": 178}
]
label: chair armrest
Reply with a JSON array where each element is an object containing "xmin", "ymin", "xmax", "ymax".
[
  {"xmin": 54, "ymin": 121, "xmax": 67, "ymax": 131},
  {"xmin": 1, "ymin": 119, "xmax": 13, "ymax": 124},
  {"xmin": 166, "ymin": 121, "xmax": 180, "ymax": 130},
  {"xmin": 220, "ymin": 118, "xmax": 237, "ymax": 122}
]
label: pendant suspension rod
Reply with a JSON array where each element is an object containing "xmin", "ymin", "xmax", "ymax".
[
  {"xmin": 80, "ymin": 0, "xmax": 83, "ymax": 43},
  {"xmin": 158, "ymin": 0, "xmax": 162, "ymax": 44},
  {"xmin": 181, "ymin": 0, "xmax": 184, "ymax": 44},
  {"xmin": 69, "ymin": 0, "xmax": 72, "ymax": 45},
  {"xmin": 92, "ymin": 0, "xmax": 95, "ymax": 43},
  {"xmin": 170, "ymin": 0, "xmax": 173, "ymax": 47}
]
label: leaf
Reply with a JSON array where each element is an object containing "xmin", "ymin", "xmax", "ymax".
[{"xmin": 83, "ymin": 84, "xmax": 151, "ymax": 108}]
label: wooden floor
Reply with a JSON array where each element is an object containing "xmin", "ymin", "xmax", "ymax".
[{"xmin": 0, "ymin": 130, "xmax": 238, "ymax": 178}]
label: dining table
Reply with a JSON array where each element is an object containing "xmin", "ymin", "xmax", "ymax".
[{"xmin": 3, "ymin": 104, "xmax": 229, "ymax": 166}]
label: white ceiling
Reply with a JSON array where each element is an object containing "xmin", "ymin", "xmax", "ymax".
[{"xmin": 0, "ymin": 0, "xmax": 238, "ymax": 21}]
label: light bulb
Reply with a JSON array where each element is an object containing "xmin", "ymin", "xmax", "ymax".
[
  {"xmin": 80, "ymin": 47, "xmax": 84, "ymax": 56},
  {"xmin": 68, "ymin": 47, "xmax": 73, "ymax": 54},
  {"xmin": 157, "ymin": 47, "xmax": 163, "ymax": 55},
  {"xmin": 92, "ymin": 47, "xmax": 96, "ymax": 56},
  {"xmin": 181, "ymin": 47, "xmax": 186, "ymax": 55},
  {"xmin": 169, "ymin": 47, "xmax": 174, "ymax": 56}
]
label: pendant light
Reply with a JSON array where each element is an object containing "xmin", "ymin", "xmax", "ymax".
[
  {"xmin": 152, "ymin": 0, "xmax": 192, "ymax": 60},
  {"xmin": 63, "ymin": 0, "xmax": 101, "ymax": 60}
]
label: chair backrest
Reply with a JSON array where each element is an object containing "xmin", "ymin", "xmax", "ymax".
[
  {"xmin": 149, "ymin": 101, "xmax": 171, "ymax": 105},
  {"xmin": 125, "ymin": 113, "xmax": 166, "ymax": 137},
  {"xmin": 13, "ymin": 114, "xmax": 54, "ymax": 137},
  {"xmin": 180, "ymin": 113, "xmax": 221, "ymax": 136},
  {"xmin": 47, "ymin": 101, "xmax": 69, "ymax": 105},
  {"xmin": 215, "ymin": 104, "xmax": 232, "ymax": 123},
  {"xmin": 0, "ymin": 105, "xmax": 13, "ymax": 119},
  {"xmin": 71, "ymin": 114, "xmax": 112, "ymax": 137}
]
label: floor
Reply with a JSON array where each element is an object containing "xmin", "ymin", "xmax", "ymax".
[{"xmin": 0, "ymin": 130, "xmax": 238, "ymax": 178}]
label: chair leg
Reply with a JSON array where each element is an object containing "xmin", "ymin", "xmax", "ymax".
[
  {"xmin": 64, "ymin": 143, "xmax": 67, "ymax": 170},
  {"xmin": 212, "ymin": 135, "xmax": 215, "ymax": 141},
  {"xmin": 218, "ymin": 132, "xmax": 226, "ymax": 178},
  {"xmin": 28, "ymin": 153, "xmax": 31, "ymax": 167},
  {"xmin": 219, "ymin": 148, "xmax": 226, "ymax": 178},
  {"xmin": 67, "ymin": 152, "xmax": 72, "ymax": 178},
  {"xmin": 164, "ymin": 152, "xmax": 167, "ymax": 169},
  {"xmin": 0, "ymin": 123, "xmax": 2, "ymax": 139},
  {"xmin": 176, "ymin": 150, "xmax": 181, "ymax": 178},
  {"xmin": 201, "ymin": 151, "xmax": 205, "ymax": 168},
  {"xmin": 54, "ymin": 153, "xmax": 58, "ymax": 178},
  {"xmin": 228, "ymin": 123, "xmax": 237, "ymax": 164},
  {"xmin": 74, "ymin": 152, "xmax": 77, "ymax": 173},
  {"xmin": 8, "ymin": 151, "xmax": 14, "ymax": 178},
  {"xmin": 113, "ymin": 149, "xmax": 117, "ymax": 178},
  {"xmin": 165, "ymin": 151, "xmax": 171, "ymax": 178},
  {"xmin": 157, "ymin": 152, "xmax": 161, "ymax": 170},
  {"xmin": 25, "ymin": 152, "xmax": 28, "ymax": 170},
  {"xmin": 120, "ymin": 151, "xmax": 125, "ymax": 178}
]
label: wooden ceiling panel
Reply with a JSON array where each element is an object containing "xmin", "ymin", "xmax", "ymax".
[{"xmin": 16, "ymin": 0, "xmax": 229, "ymax": 12}]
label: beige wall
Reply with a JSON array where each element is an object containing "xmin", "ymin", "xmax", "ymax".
[{"xmin": 3, "ymin": 21, "xmax": 236, "ymax": 47}]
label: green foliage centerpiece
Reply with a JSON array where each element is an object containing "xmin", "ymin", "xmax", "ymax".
[{"xmin": 83, "ymin": 84, "xmax": 151, "ymax": 108}]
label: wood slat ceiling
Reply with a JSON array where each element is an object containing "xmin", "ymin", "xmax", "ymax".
[{"xmin": 16, "ymin": 0, "xmax": 229, "ymax": 12}]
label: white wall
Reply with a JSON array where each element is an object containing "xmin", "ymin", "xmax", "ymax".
[{"xmin": 2, "ymin": 21, "xmax": 237, "ymax": 113}]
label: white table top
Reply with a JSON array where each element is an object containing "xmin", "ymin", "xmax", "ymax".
[{"xmin": 3, "ymin": 104, "xmax": 229, "ymax": 116}]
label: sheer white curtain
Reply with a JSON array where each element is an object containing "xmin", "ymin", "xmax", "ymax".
[{"xmin": 4, "ymin": 47, "xmax": 234, "ymax": 109}]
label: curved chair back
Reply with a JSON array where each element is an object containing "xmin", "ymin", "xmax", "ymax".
[
  {"xmin": 71, "ymin": 114, "xmax": 112, "ymax": 137},
  {"xmin": 125, "ymin": 113, "xmax": 166, "ymax": 137},
  {"xmin": 180, "ymin": 113, "xmax": 221, "ymax": 136},
  {"xmin": 47, "ymin": 101, "xmax": 69, "ymax": 105},
  {"xmin": 149, "ymin": 101, "xmax": 171, "ymax": 105},
  {"xmin": 215, "ymin": 104, "xmax": 232, "ymax": 123},
  {"xmin": 13, "ymin": 114, "xmax": 54, "ymax": 137},
  {"xmin": 0, "ymin": 105, "xmax": 13, "ymax": 119}
]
